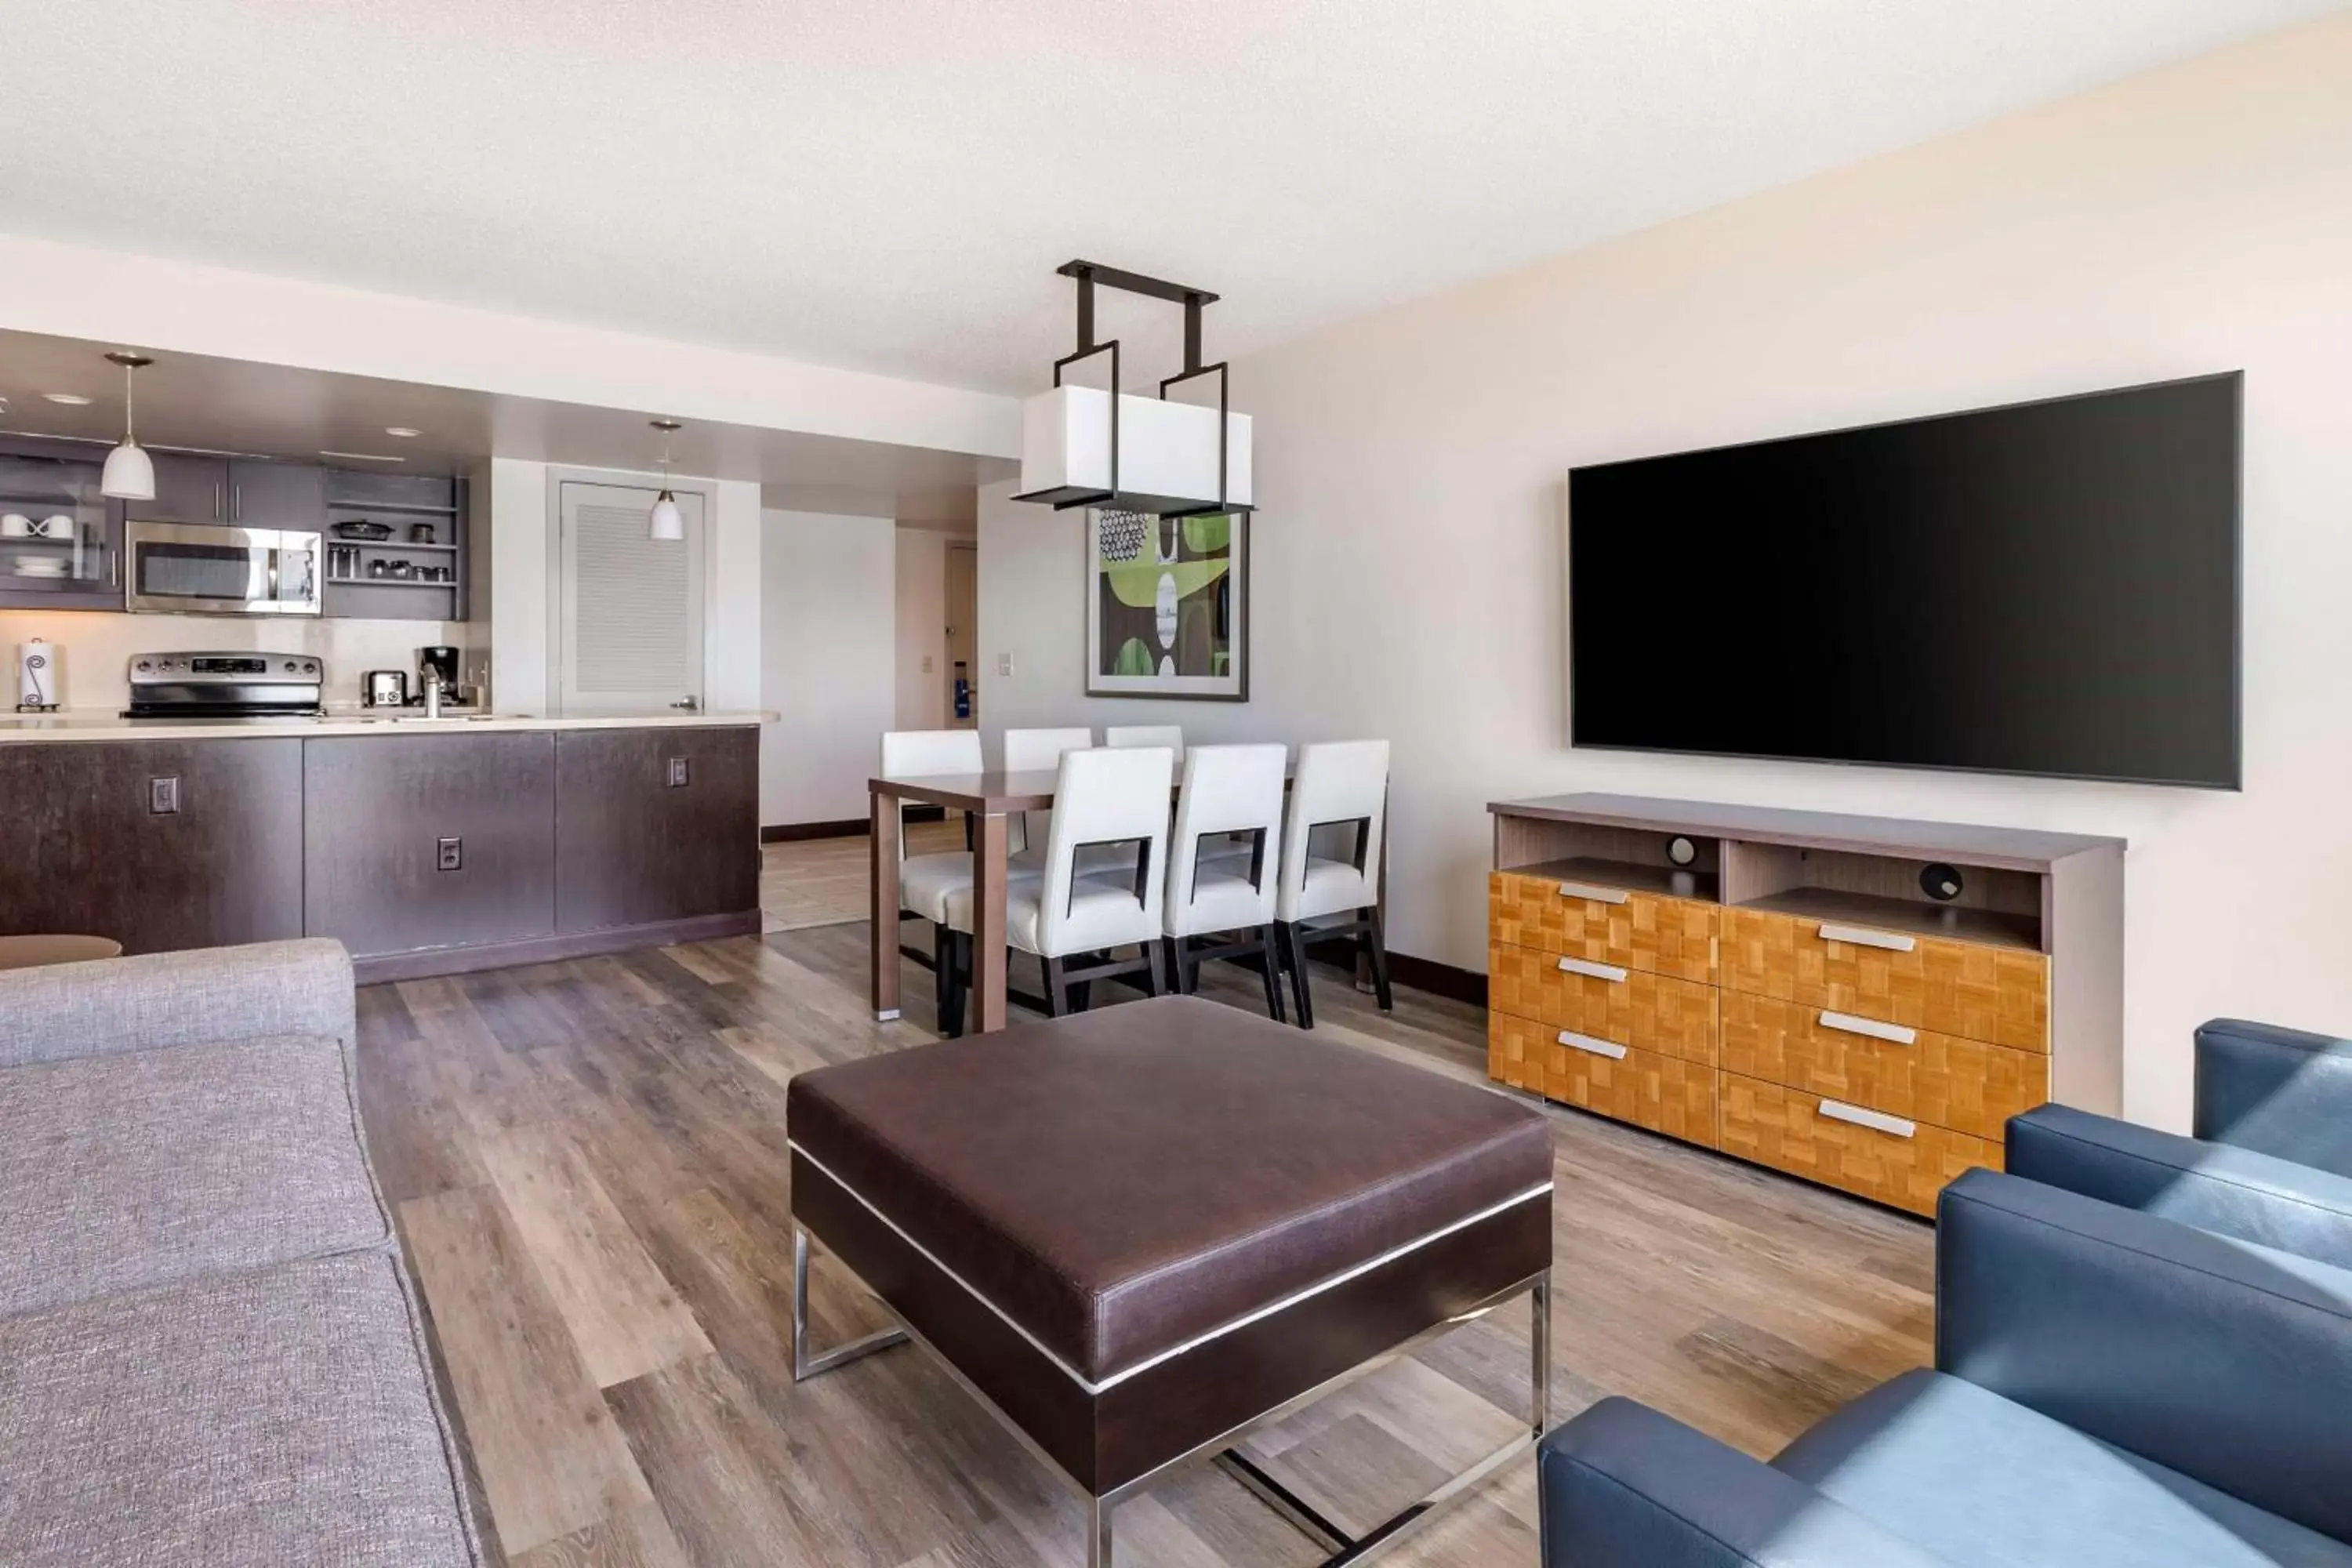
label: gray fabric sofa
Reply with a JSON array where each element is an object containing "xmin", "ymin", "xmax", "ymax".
[
  {"xmin": 0, "ymin": 939, "xmax": 483, "ymax": 1567},
  {"xmin": 1536, "ymin": 1168, "xmax": 2352, "ymax": 1567},
  {"xmin": 2009, "ymin": 1017, "xmax": 2352, "ymax": 1270}
]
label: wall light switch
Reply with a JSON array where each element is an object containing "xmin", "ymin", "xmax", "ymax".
[
  {"xmin": 997, "ymin": 653, "xmax": 1014, "ymax": 677},
  {"xmin": 666, "ymin": 757, "xmax": 690, "ymax": 788},
  {"xmin": 921, "ymin": 655, "xmax": 934, "ymax": 673},
  {"xmin": 148, "ymin": 776, "xmax": 180, "ymax": 815},
  {"xmin": 437, "ymin": 837, "xmax": 463, "ymax": 872}
]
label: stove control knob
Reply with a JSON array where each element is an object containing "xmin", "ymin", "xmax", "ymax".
[
  {"xmin": 283, "ymin": 660, "xmax": 297, "ymax": 673},
  {"xmin": 135, "ymin": 659, "xmax": 153, "ymax": 672}
]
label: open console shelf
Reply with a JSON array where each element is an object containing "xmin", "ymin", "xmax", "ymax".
[{"xmin": 1486, "ymin": 793, "xmax": 2124, "ymax": 1215}]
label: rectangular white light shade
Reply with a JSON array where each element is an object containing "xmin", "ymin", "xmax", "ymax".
[{"xmin": 1018, "ymin": 386, "xmax": 1252, "ymax": 514}]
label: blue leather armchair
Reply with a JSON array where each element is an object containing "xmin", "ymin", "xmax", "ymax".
[
  {"xmin": 1537, "ymin": 1168, "xmax": 2352, "ymax": 1567},
  {"xmin": 2008, "ymin": 1018, "xmax": 2352, "ymax": 1270}
]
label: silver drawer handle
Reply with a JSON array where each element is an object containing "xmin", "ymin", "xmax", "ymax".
[
  {"xmin": 1820, "ymin": 1011, "xmax": 1917, "ymax": 1047},
  {"xmin": 1559, "ymin": 1031, "xmax": 1628, "ymax": 1060},
  {"xmin": 1558, "ymin": 956, "xmax": 1628, "ymax": 983},
  {"xmin": 1558, "ymin": 881, "xmax": 1629, "ymax": 906},
  {"xmin": 1818, "ymin": 1098, "xmax": 1917, "ymax": 1139},
  {"xmin": 1818, "ymin": 922, "xmax": 1916, "ymax": 953}
]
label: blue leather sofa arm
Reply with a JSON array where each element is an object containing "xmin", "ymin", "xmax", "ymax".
[
  {"xmin": 1537, "ymin": 1399, "xmax": 1951, "ymax": 1567},
  {"xmin": 2195, "ymin": 1018, "xmax": 2352, "ymax": 1178},
  {"xmin": 1936, "ymin": 1168, "xmax": 2352, "ymax": 1547},
  {"xmin": 2007, "ymin": 1103, "xmax": 2352, "ymax": 1270}
]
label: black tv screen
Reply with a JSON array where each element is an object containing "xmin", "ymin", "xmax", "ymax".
[{"xmin": 1568, "ymin": 373, "xmax": 2241, "ymax": 789}]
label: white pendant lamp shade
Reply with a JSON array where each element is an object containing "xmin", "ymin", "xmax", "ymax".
[
  {"xmin": 649, "ymin": 491, "xmax": 686, "ymax": 541},
  {"xmin": 100, "ymin": 351, "xmax": 157, "ymax": 501},
  {"xmin": 1019, "ymin": 386, "xmax": 1252, "ymax": 514},
  {"xmin": 647, "ymin": 419, "xmax": 685, "ymax": 541}
]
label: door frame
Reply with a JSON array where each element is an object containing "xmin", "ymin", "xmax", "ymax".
[{"xmin": 544, "ymin": 465, "xmax": 719, "ymax": 715}]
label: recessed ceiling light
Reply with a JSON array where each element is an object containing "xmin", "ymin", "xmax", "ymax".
[
  {"xmin": 319, "ymin": 450, "xmax": 407, "ymax": 463},
  {"xmin": 383, "ymin": 426, "xmax": 422, "ymax": 438},
  {"xmin": 42, "ymin": 392, "xmax": 93, "ymax": 406}
]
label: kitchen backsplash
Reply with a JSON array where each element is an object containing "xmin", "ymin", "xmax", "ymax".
[{"xmin": 2, "ymin": 610, "xmax": 481, "ymax": 711}]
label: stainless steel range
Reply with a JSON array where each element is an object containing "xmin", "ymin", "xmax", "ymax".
[{"xmin": 123, "ymin": 652, "xmax": 325, "ymax": 720}]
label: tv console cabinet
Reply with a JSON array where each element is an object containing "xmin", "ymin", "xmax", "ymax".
[{"xmin": 1486, "ymin": 793, "xmax": 2124, "ymax": 1215}]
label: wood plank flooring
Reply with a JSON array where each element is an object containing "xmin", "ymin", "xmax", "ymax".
[
  {"xmin": 761, "ymin": 822, "xmax": 964, "ymax": 933},
  {"xmin": 358, "ymin": 918, "xmax": 1933, "ymax": 1566}
]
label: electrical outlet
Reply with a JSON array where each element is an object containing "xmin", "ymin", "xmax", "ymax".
[
  {"xmin": 997, "ymin": 652, "xmax": 1014, "ymax": 677},
  {"xmin": 437, "ymin": 837, "xmax": 463, "ymax": 872},
  {"xmin": 148, "ymin": 776, "xmax": 180, "ymax": 815},
  {"xmin": 921, "ymin": 655, "xmax": 934, "ymax": 673},
  {"xmin": 666, "ymin": 757, "xmax": 690, "ymax": 788}
]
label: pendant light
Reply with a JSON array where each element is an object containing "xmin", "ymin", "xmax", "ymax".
[
  {"xmin": 648, "ymin": 419, "xmax": 685, "ymax": 541},
  {"xmin": 100, "ymin": 352, "xmax": 157, "ymax": 502}
]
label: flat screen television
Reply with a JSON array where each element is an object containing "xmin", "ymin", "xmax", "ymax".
[{"xmin": 1567, "ymin": 372, "xmax": 2241, "ymax": 789}]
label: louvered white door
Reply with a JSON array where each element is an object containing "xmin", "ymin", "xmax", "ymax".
[{"xmin": 557, "ymin": 481, "xmax": 706, "ymax": 715}]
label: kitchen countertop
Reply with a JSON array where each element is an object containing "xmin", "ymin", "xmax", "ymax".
[{"xmin": 0, "ymin": 710, "xmax": 775, "ymax": 743}]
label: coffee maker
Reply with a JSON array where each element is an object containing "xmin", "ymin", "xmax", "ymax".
[{"xmin": 416, "ymin": 645, "xmax": 460, "ymax": 703}]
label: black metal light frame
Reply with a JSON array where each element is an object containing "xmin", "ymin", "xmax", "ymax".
[{"xmin": 1012, "ymin": 260, "xmax": 1250, "ymax": 517}]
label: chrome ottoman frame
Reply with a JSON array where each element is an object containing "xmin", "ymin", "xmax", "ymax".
[{"xmin": 790, "ymin": 1177, "xmax": 1552, "ymax": 1567}]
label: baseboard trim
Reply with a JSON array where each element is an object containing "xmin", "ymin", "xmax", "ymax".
[
  {"xmin": 761, "ymin": 807, "xmax": 944, "ymax": 844},
  {"xmin": 1387, "ymin": 950, "xmax": 1486, "ymax": 1007},
  {"xmin": 761, "ymin": 818, "xmax": 867, "ymax": 844},
  {"xmin": 351, "ymin": 909, "xmax": 763, "ymax": 984},
  {"xmin": 1298, "ymin": 938, "xmax": 1487, "ymax": 1008}
]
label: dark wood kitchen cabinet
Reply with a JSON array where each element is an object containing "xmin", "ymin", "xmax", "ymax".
[
  {"xmin": 0, "ymin": 740, "xmax": 304, "ymax": 953},
  {"xmin": 0, "ymin": 435, "xmax": 122, "ymax": 611},
  {"xmin": 228, "ymin": 460, "xmax": 325, "ymax": 530},
  {"xmin": 147, "ymin": 452, "xmax": 232, "ymax": 524},
  {"xmin": 303, "ymin": 733, "xmax": 557, "ymax": 961},
  {"xmin": 554, "ymin": 727, "xmax": 760, "ymax": 931}
]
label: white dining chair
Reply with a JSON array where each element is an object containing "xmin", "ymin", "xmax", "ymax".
[
  {"xmin": 1162, "ymin": 744, "xmax": 1288, "ymax": 1020},
  {"xmin": 941, "ymin": 745, "xmax": 1174, "ymax": 1029},
  {"xmin": 1002, "ymin": 727, "xmax": 1094, "ymax": 864},
  {"xmin": 881, "ymin": 729, "xmax": 988, "ymax": 1025},
  {"xmin": 1105, "ymin": 724, "xmax": 1185, "ymax": 763},
  {"xmin": 1272, "ymin": 739, "xmax": 1392, "ymax": 1029}
]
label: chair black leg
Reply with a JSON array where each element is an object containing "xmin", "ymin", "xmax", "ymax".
[
  {"xmin": 932, "ymin": 924, "xmax": 953, "ymax": 1028},
  {"xmin": 1043, "ymin": 956, "xmax": 1070, "ymax": 1018},
  {"xmin": 1363, "ymin": 909, "xmax": 1394, "ymax": 1013},
  {"xmin": 1255, "ymin": 927, "xmax": 1287, "ymax": 1023},
  {"xmin": 1145, "ymin": 939, "xmax": 1169, "ymax": 998},
  {"xmin": 1279, "ymin": 921, "xmax": 1315, "ymax": 1029},
  {"xmin": 940, "ymin": 931, "xmax": 968, "ymax": 1038}
]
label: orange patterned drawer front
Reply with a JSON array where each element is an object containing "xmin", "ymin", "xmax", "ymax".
[
  {"xmin": 1489, "ymin": 871, "xmax": 1717, "ymax": 982},
  {"xmin": 1490, "ymin": 1013, "xmax": 1718, "ymax": 1148},
  {"xmin": 1718, "ymin": 907, "xmax": 2049, "ymax": 1052},
  {"xmin": 1489, "ymin": 942, "xmax": 1717, "ymax": 1065},
  {"xmin": 1718, "ymin": 993, "xmax": 2046, "ymax": 1143},
  {"xmin": 1718, "ymin": 1072, "xmax": 1999, "ymax": 1216}
]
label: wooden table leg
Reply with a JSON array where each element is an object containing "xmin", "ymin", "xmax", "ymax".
[
  {"xmin": 973, "ymin": 811, "xmax": 1009, "ymax": 1033},
  {"xmin": 870, "ymin": 788, "xmax": 901, "ymax": 1021}
]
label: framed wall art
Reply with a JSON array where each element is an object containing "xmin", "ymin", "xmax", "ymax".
[{"xmin": 1085, "ymin": 507, "xmax": 1248, "ymax": 701}]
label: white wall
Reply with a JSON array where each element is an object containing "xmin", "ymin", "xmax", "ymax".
[
  {"xmin": 0, "ymin": 234, "xmax": 1017, "ymax": 459},
  {"xmin": 895, "ymin": 529, "xmax": 950, "ymax": 730},
  {"xmin": 977, "ymin": 16, "xmax": 2352, "ymax": 1131},
  {"xmin": 760, "ymin": 510, "xmax": 898, "ymax": 826}
]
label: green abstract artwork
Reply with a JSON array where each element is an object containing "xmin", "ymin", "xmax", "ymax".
[{"xmin": 1087, "ymin": 507, "xmax": 1247, "ymax": 700}]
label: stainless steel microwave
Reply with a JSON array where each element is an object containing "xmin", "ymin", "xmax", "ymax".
[{"xmin": 123, "ymin": 521, "xmax": 322, "ymax": 616}]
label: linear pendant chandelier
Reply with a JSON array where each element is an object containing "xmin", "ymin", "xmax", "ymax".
[{"xmin": 1014, "ymin": 260, "xmax": 1253, "ymax": 519}]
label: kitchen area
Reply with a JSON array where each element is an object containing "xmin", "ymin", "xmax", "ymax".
[{"xmin": 0, "ymin": 338, "xmax": 796, "ymax": 979}]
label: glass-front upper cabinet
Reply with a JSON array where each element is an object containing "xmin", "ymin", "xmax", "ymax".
[{"xmin": 0, "ymin": 440, "xmax": 121, "ymax": 610}]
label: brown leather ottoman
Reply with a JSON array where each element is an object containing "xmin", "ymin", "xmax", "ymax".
[{"xmin": 786, "ymin": 995, "xmax": 1554, "ymax": 1566}]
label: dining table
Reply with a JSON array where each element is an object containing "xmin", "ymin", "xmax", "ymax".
[{"xmin": 866, "ymin": 763, "xmax": 1380, "ymax": 1035}]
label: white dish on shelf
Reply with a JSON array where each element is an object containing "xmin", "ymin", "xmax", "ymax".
[
  {"xmin": 0, "ymin": 514, "xmax": 31, "ymax": 539},
  {"xmin": 36, "ymin": 514, "xmax": 75, "ymax": 539}
]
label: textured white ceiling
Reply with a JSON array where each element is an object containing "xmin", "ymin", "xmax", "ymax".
[{"xmin": 1, "ymin": 0, "xmax": 2340, "ymax": 395}]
